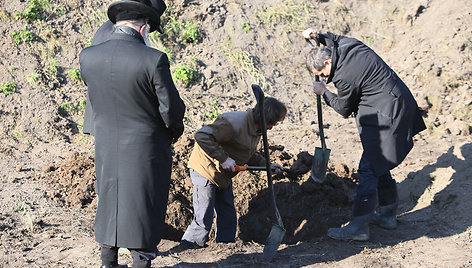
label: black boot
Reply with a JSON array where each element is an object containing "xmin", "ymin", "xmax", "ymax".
[
  {"xmin": 371, "ymin": 202, "xmax": 398, "ymax": 229},
  {"xmin": 328, "ymin": 194, "xmax": 376, "ymax": 241},
  {"xmin": 372, "ymin": 180, "xmax": 398, "ymax": 229},
  {"xmin": 327, "ymin": 214, "xmax": 371, "ymax": 241}
]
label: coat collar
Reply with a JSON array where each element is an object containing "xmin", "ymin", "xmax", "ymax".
[{"xmin": 110, "ymin": 25, "xmax": 146, "ymax": 44}]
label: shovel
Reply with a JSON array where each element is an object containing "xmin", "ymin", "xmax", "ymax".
[
  {"xmin": 234, "ymin": 165, "xmax": 297, "ymax": 176},
  {"xmin": 251, "ymin": 84, "xmax": 286, "ymax": 261},
  {"xmin": 305, "ymin": 35, "xmax": 331, "ymax": 183}
]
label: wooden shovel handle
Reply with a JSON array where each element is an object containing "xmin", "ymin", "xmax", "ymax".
[{"xmin": 234, "ymin": 165, "xmax": 247, "ymax": 172}]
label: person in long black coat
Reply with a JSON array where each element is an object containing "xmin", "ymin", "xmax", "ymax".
[
  {"xmin": 303, "ymin": 29, "xmax": 426, "ymax": 241},
  {"xmin": 79, "ymin": 1, "xmax": 185, "ymax": 267}
]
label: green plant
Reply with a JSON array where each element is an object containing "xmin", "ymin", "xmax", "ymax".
[
  {"xmin": 77, "ymin": 118, "xmax": 84, "ymax": 131},
  {"xmin": 242, "ymin": 21, "xmax": 251, "ymax": 33},
  {"xmin": 16, "ymin": 0, "xmax": 47, "ymax": 23},
  {"xmin": 205, "ymin": 101, "xmax": 220, "ymax": 120},
  {"xmin": 182, "ymin": 21, "xmax": 200, "ymax": 44},
  {"xmin": 48, "ymin": 58, "xmax": 58, "ymax": 76},
  {"xmin": 14, "ymin": 205, "xmax": 25, "ymax": 212},
  {"xmin": 1, "ymin": 81, "xmax": 16, "ymax": 96},
  {"xmin": 13, "ymin": 130, "xmax": 23, "ymax": 138},
  {"xmin": 85, "ymin": 37, "xmax": 92, "ymax": 47},
  {"xmin": 58, "ymin": 100, "xmax": 86, "ymax": 116},
  {"xmin": 220, "ymin": 38, "xmax": 269, "ymax": 89},
  {"xmin": 256, "ymin": 0, "xmax": 313, "ymax": 30},
  {"xmin": 27, "ymin": 72, "xmax": 41, "ymax": 86},
  {"xmin": 66, "ymin": 68, "xmax": 82, "ymax": 83},
  {"xmin": 173, "ymin": 64, "xmax": 200, "ymax": 86},
  {"xmin": 10, "ymin": 29, "xmax": 35, "ymax": 45}
]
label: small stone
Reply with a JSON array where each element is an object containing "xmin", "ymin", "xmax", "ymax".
[{"xmin": 41, "ymin": 165, "xmax": 56, "ymax": 173}]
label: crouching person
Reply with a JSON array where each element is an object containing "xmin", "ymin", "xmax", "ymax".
[{"xmin": 181, "ymin": 97, "xmax": 287, "ymax": 248}]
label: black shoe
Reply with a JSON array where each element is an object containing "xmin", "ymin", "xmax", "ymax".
[
  {"xmin": 168, "ymin": 240, "xmax": 205, "ymax": 254},
  {"xmin": 100, "ymin": 265, "xmax": 128, "ymax": 268}
]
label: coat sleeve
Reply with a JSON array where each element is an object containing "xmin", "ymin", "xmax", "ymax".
[
  {"xmin": 82, "ymin": 91, "xmax": 95, "ymax": 135},
  {"xmin": 153, "ymin": 53, "xmax": 186, "ymax": 142},
  {"xmin": 323, "ymin": 79, "xmax": 360, "ymax": 118},
  {"xmin": 246, "ymin": 151, "xmax": 265, "ymax": 166},
  {"xmin": 194, "ymin": 117, "xmax": 236, "ymax": 163}
]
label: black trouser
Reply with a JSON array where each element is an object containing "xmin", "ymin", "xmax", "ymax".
[
  {"xmin": 101, "ymin": 244, "xmax": 158, "ymax": 268},
  {"xmin": 353, "ymin": 153, "xmax": 397, "ymax": 216}
]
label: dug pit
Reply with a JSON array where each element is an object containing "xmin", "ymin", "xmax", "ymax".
[{"xmin": 42, "ymin": 134, "xmax": 358, "ymax": 244}]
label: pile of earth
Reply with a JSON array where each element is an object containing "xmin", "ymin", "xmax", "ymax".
[{"xmin": 40, "ymin": 133, "xmax": 358, "ymax": 245}]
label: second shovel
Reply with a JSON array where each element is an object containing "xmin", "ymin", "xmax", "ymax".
[{"xmin": 305, "ymin": 36, "xmax": 331, "ymax": 183}]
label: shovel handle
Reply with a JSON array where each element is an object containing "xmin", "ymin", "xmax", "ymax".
[
  {"xmin": 234, "ymin": 165, "xmax": 268, "ymax": 171},
  {"xmin": 306, "ymin": 34, "xmax": 327, "ymax": 150},
  {"xmin": 234, "ymin": 165, "xmax": 290, "ymax": 172},
  {"xmin": 234, "ymin": 165, "xmax": 248, "ymax": 171}
]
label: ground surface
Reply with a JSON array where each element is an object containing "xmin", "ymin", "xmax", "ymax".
[{"xmin": 0, "ymin": 0, "xmax": 472, "ymax": 267}]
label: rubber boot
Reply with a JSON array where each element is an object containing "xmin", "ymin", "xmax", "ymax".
[
  {"xmin": 373, "ymin": 177, "xmax": 398, "ymax": 229},
  {"xmin": 328, "ymin": 213, "xmax": 371, "ymax": 241},
  {"xmin": 371, "ymin": 202, "xmax": 398, "ymax": 229}
]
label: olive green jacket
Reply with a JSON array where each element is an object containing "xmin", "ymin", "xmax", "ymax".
[{"xmin": 188, "ymin": 109, "xmax": 265, "ymax": 189}]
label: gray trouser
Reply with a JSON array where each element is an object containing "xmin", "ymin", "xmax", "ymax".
[{"xmin": 181, "ymin": 169, "xmax": 237, "ymax": 247}]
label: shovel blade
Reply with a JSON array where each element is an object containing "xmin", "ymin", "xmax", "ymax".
[
  {"xmin": 310, "ymin": 147, "xmax": 331, "ymax": 183},
  {"xmin": 262, "ymin": 224, "xmax": 286, "ymax": 261}
]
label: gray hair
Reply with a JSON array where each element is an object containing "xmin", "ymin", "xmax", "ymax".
[
  {"xmin": 306, "ymin": 47, "xmax": 332, "ymax": 71},
  {"xmin": 115, "ymin": 18, "xmax": 148, "ymax": 29}
]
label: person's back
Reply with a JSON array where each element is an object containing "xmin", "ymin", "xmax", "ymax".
[{"xmin": 81, "ymin": 29, "xmax": 172, "ymax": 141}]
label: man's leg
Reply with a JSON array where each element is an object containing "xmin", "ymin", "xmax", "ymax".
[
  {"xmin": 214, "ymin": 182, "xmax": 237, "ymax": 243},
  {"xmin": 372, "ymin": 171, "xmax": 398, "ymax": 229},
  {"xmin": 328, "ymin": 153, "xmax": 377, "ymax": 241},
  {"xmin": 181, "ymin": 169, "xmax": 216, "ymax": 247},
  {"xmin": 129, "ymin": 247, "xmax": 158, "ymax": 268},
  {"xmin": 100, "ymin": 244, "xmax": 119, "ymax": 267}
]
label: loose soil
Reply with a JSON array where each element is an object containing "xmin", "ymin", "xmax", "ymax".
[{"xmin": 1, "ymin": 0, "xmax": 471, "ymax": 267}]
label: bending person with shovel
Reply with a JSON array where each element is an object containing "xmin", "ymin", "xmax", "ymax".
[
  {"xmin": 302, "ymin": 29, "xmax": 426, "ymax": 241},
  {"xmin": 181, "ymin": 96, "xmax": 287, "ymax": 249}
]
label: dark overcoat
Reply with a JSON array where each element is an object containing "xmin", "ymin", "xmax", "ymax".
[
  {"xmin": 83, "ymin": 20, "xmax": 115, "ymax": 135},
  {"xmin": 79, "ymin": 26, "xmax": 185, "ymax": 248},
  {"xmin": 319, "ymin": 33, "xmax": 426, "ymax": 175}
]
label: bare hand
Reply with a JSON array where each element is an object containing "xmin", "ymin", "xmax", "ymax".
[{"xmin": 313, "ymin": 81, "xmax": 327, "ymax": 95}]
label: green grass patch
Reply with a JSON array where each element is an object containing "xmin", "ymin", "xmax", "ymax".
[
  {"xmin": 66, "ymin": 68, "xmax": 82, "ymax": 83},
  {"xmin": 173, "ymin": 64, "xmax": 200, "ymax": 86},
  {"xmin": 242, "ymin": 21, "xmax": 251, "ymax": 33},
  {"xmin": 27, "ymin": 72, "xmax": 41, "ymax": 86},
  {"xmin": 11, "ymin": 29, "xmax": 35, "ymax": 45},
  {"xmin": 205, "ymin": 101, "xmax": 221, "ymax": 120},
  {"xmin": 256, "ymin": 0, "xmax": 313, "ymax": 31},
  {"xmin": 220, "ymin": 38, "xmax": 269, "ymax": 90},
  {"xmin": 58, "ymin": 100, "xmax": 86, "ymax": 116},
  {"xmin": 152, "ymin": 16, "xmax": 201, "ymax": 45},
  {"xmin": 182, "ymin": 21, "xmax": 200, "ymax": 44},
  {"xmin": 1, "ymin": 81, "xmax": 16, "ymax": 96},
  {"xmin": 16, "ymin": 0, "xmax": 50, "ymax": 23}
]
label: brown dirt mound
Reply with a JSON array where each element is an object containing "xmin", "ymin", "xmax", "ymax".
[
  {"xmin": 42, "ymin": 152, "xmax": 97, "ymax": 211},
  {"xmin": 42, "ymin": 134, "xmax": 357, "ymax": 244}
]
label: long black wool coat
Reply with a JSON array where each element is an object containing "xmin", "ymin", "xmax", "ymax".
[
  {"xmin": 79, "ymin": 26, "xmax": 185, "ymax": 249},
  {"xmin": 319, "ymin": 32, "xmax": 426, "ymax": 175}
]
